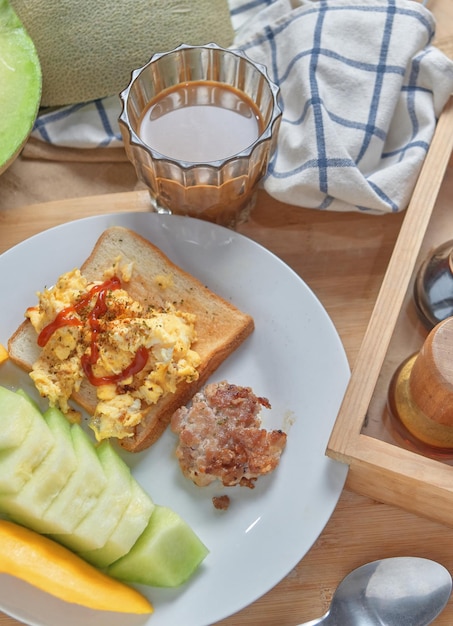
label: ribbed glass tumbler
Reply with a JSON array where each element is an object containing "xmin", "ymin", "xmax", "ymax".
[{"xmin": 119, "ymin": 43, "xmax": 281, "ymax": 227}]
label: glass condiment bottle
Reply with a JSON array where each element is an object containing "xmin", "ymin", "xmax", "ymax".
[
  {"xmin": 413, "ymin": 240, "xmax": 453, "ymax": 329},
  {"xmin": 388, "ymin": 316, "xmax": 453, "ymax": 456}
]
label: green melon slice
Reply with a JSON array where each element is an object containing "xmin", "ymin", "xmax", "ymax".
[
  {"xmin": 81, "ymin": 479, "xmax": 155, "ymax": 569},
  {"xmin": 0, "ymin": 387, "xmax": 34, "ymax": 450},
  {"xmin": 0, "ymin": 398, "xmax": 54, "ymax": 494},
  {"xmin": 0, "ymin": 0, "xmax": 41, "ymax": 174},
  {"xmin": 0, "ymin": 407, "xmax": 77, "ymax": 527},
  {"xmin": 15, "ymin": 388, "xmax": 41, "ymax": 410},
  {"xmin": 107, "ymin": 505, "xmax": 209, "ymax": 587},
  {"xmin": 39, "ymin": 423, "xmax": 107, "ymax": 534},
  {"xmin": 53, "ymin": 440, "xmax": 133, "ymax": 552}
]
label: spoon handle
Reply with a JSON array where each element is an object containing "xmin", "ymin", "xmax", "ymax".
[{"xmin": 296, "ymin": 616, "xmax": 327, "ymax": 626}]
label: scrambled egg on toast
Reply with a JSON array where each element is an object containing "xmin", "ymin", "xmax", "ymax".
[
  {"xmin": 8, "ymin": 227, "xmax": 254, "ymax": 452},
  {"xmin": 26, "ymin": 264, "xmax": 201, "ymax": 441}
]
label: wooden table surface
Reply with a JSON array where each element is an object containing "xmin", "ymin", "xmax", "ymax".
[{"xmin": 1, "ymin": 2, "xmax": 453, "ymax": 624}]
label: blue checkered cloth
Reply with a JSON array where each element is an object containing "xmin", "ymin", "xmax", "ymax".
[{"xmin": 31, "ymin": 0, "xmax": 453, "ymax": 214}]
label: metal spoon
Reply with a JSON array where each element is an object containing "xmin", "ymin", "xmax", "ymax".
[{"xmin": 298, "ymin": 557, "xmax": 452, "ymax": 626}]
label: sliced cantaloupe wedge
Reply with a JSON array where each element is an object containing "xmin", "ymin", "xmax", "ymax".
[
  {"xmin": 0, "ymin": 387, "xmax": 34, "ymax": 451},
  {"xmin": 0, "ymin": 520, "xmax": 153, "ymax": 614},
  {"xmin": 108, "ymin": 505, "xmax": 209, "ymax": 587},
  {"xmin": 0, "ymin": 394, "xmax": 54, "ymax": 494},
  {"xmin": 39, "ymin": 423, "xmax": 107, "ymax": 534},
  {"xmin": 52, "ymin": 440, "xmax": 134, "ymax": 552},
  {"xmin": 80, "ymin": 478, "xmax": 155, "ymax": 569},
  {"xmin": 0, "ymin": 407, "xmax": 78, "ymax": 526}
]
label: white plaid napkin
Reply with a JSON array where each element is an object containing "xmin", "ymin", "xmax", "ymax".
[{"xmin": 30, "ymin": 0, "xmax": 453, "ymax": 214}]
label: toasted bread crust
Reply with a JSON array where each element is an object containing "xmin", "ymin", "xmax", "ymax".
[{"xmin": 8, "ymin": 226, "xmax": 254, "ymax": 452}]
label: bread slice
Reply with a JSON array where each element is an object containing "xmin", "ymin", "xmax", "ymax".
[{"xmin": 8, "ymin": 226, "xmax": 254, "ymax": 452}]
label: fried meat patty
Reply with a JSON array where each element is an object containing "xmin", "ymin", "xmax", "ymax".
[{"xmin": 171, "ymin": 381, "xmax": 287, "ymax": 488}]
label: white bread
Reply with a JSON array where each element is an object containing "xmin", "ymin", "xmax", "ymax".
[{"xmin": 8, "ymin": 226, "xmax": 254, "ymax": 452}]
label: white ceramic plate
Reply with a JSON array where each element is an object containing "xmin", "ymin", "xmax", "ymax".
[{"xmin": 0, "ymin": 213, "xmax": 349, "ymax": 626}]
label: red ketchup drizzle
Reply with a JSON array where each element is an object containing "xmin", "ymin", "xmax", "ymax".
[
  {"xmin": 37, "ymin": 275, "xmax": 148, "ymax": 386},
  {"xmin": 81, "ymin": 346, "xmax": 149, "ymax": 386}
]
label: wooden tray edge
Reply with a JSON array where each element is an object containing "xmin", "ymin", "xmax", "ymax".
[{"xmin": 326, "ymin": 97, "xmax": 453, "ymax": 524}]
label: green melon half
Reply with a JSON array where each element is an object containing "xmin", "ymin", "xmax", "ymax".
[
  {"xmin": 0, "ymin": 0, "xmax": 41, "ymax": 174},
  {"xmin": 11, "ymin": 0, "xmax": 234, "ymax": 107}
]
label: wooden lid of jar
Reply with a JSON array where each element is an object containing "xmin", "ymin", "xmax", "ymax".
[{"xmin": 409, "ymin": 317, "xmax": 453, "ymax": 426}]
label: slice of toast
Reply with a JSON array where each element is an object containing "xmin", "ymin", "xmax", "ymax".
[{"xmin": 8, "ymin": 226, "xmax": 254, "ymax": 452}]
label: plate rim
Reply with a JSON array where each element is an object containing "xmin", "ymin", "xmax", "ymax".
[{"xmin": 0, "ymin": 212, "xmax": 350, "ymax": 626}]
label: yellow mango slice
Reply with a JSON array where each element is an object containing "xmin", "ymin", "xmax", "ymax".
[
  {"xmin": 0, "ymin": 520, "xmax": 153, "ymax": 614},
  {"xmin": 0, "ymin": 344, "xmax": 8, "ymax": 365}
]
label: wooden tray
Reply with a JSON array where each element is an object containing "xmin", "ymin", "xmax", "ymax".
[{"xmin": 327, "ymin": 98, "xmax": 453, "ymax": 527}]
